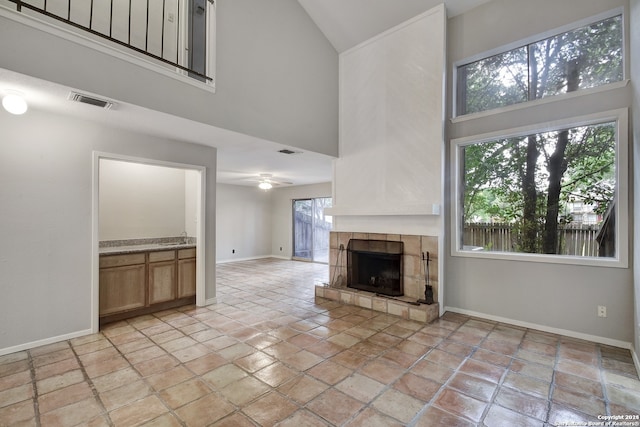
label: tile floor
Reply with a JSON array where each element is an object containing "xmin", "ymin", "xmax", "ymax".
[{"xmin": 1, "ymin": 258, "xmax": 640, "ymax": 426}]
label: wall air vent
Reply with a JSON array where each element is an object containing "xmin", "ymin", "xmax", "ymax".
[
  {"xmin": 68, "ymin": 92, "xmax": 115, "ymax": 110},
  {"xmin": 278, "ymin": 149, "xmax": 302, "ymax": 155}
]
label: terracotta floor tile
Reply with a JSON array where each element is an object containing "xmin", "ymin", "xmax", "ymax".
[
  {"xmin": 502, "ymin": 371, "xmax": 551, "ymax": 399},
  {"xmin": 32, "ymin": 349, "xmax": 75, "ymax": 369},
  {"xmin": 40, "ymin": 397, "xmax": 103, "ymax": 427},
  {"xmin": 381, "ymin": 348, "xmax": 421, "ymax": 368},
  {"xmin": 472, "ymin": 348, "xmax": 512, "ymax": 368},
  {"xmin": 282, "ymin": 350, "xmax": 324, "ymax": 371},
  {"xmin": 184, "ymin": 352, "xmax": 227, "ymax": 375},
  {"xmin": 276, "ymin": 409, "xmax": 332, "ymax": 427},
  {"xmin": 234, "ymin": 351, "xmax": 275, "ymax": 373},
  {"xmin": 254, "ymin": 362, "xmax": 298, "ymax": 387},
  {"xmin": 329, "ymin": 350, "xmax": 370, "ymax": 370},
  {"xmin": 305, "ymin": 340, "xmax": 344, "ymax": 358},
  {"xmin": 160, "ymin": 378, "xmax": 212, "ymax": 409},
  {"xmin": 547, "ymin": 402, "xmax": 597, "ymax": 426},
  {"xmin": 327, "ymin": 332, "xmax": 361, "ymax": 348},
  {"xmin": 423, "ymin": 349, "xmax": 465, "ymax": 370},
  {"xmin": 219, "ymin": 376, "xmax": 270, "ymax": 405},
  {"xmin": 0, "ymin": 352, "xmax": 28, "ymax": 366},
  {"xmin": 346, "ymin": 407, "xmax": 404, "ymax": 427},
  {"xmin": 307, "ymin": 360, "xmax": 352, "ymax": 385},
  {"xmin": 38, "ymin": 382, "xmax": 93, "ymax": 414},
  {"xmin": 412, "ymin": 359, "xmax": 455, "ymax": 384},
  {"xmin": 415, "ymin": 405, "xmax": 476, "ymax": 427},
  {"xmin": 396, "ymin": 339, "xmax": 430, "ymax": 356},
  {"xmin": 335, "ymin": 373, "xmax": 385, "ymax": 403},
  {"xmin": 35, "ymin": 370, "xmax": 84, "ymax": 396},
  {"xmin": 520, "ymin": 339, "xmax": 557, "ymax": 357},
  {"xmin": 559, "ymin": 346, "xmax": 598, "ymax": 366},
  {"xmin": 243, "ymin": 391, "xmax": 299, "ymax": 426},
  {"xmin": 0, "ymin": 371, "xmax": 31, "ymax": 392},
  {"xmin": 0, "ymin": 399, "xmax": 35, "ymax": 426},
  {"xmin": 109, "ymin": 395, "xmax": 169, "ymax": 427},
  {"xmin": 515, "ymin": 348, "xmax": 556, "ymax": 367},
  {"xmin": 555, "ymin": 371, "xmax": 604, "ymax": 398},
  {"xmin": 146, "ymin": 365, "xmax": 194, "ymax": 391},
  {"xmin": 307, "ymin": 389, "xmax": 364, "ymax": 425},
  {"xmin": 72, "ymin": 338, "xmax": 113, "ymax": 356},
  {"xmin": 211, "ymin": 412, "xmax": 257, "ymax": 427},
  {"xmin": 278, "ymin": 375, "xmax": 328, "ymax": 404},
  {"xmin": 0, "ymin": 360, "xmax": 30, "ymax": 379},
  {"xmin": 367, "ymin": 332, "xmax": 403, "ymax": 348},
  {"xmin": 218, "ymin": 343, "xmax": 255, "ymax": 360},
  {"xmin": 138, "ymin": 413, "xmax": 182, "ymax": 427},
  {"xmin": 606, "ymin": 384, "xmax": 640, "ymax": 412},
  {"xmin": 494, "ymin": 386, "xmax": 548, "ymax": 420},
  {"xmin": 92, "ymin": 367, "xmax": 141, "ymax": 393},
  {"xmin": 83, "ymin": 355, "xmax": 130, "ymax": 378},
  {"xmin": 204, "ymin": 336, "xmax": 240, "ymax": 351},
  {"xmin": 448, "ymin": 372, "xmax": 497, "ymax": 402},
  {"xmin": 552, "ymin": 386, "xmax": 605, "ymax": 417},
  {"xmin": 434, "ymin": 388, "xmax": 487, "ymax": 422},
  {"xmin": 134, "ymin": 354, "xmax": 179, "ymax": 377},
  {"xmin": 447, "ymin": 330, "xmax": 484, "ymax": 346},
  {"xmin": 510, "ymin": 359, "xmax": 554, "ymax": 382},
  {"xmin": 372, "ymin": 388, "xmax": 424, "ymax": 424},
  {"xmin": 359, "ymin": 359, "xmax": 404, "ymax": 384},
  {"xmin": 202, "ymin": 364, "xmax": 248, "ymax": 389},
  {"xmin": 100, "ymin": 380, "xmax": 152, "ymax": 411},
  {"xmin": 29, "ymin": 342, "xmax": 70, "ymax": 358},
  {"xmin": 394, "ymin": 373, "xmax": 440, "ymax": 402},
  {"xmin": 484, "ymin": 403, "xmax": 542, "ymax": 427},
  {"xmin": 437, "ymin": 341, "xmax": 474, "ymax": 358},
  {"xmin": 557, "ymin": 359, "xmax": 600, "ymax": 382},
  {"xmin": 480, "ymin": 338, "xmax": 520, "ymax": 356},
  {"xmin": 459, "ymin": 358, "xmax": 505, "ymax": 384},
  {"xmin": 171, "ymin": 343, "xmax": 211, "ymax": 363}
]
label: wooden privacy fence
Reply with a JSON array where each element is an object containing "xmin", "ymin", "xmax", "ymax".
[{"xmin": 464, "ymin": 223, "xmax": 600, "ymax": 256}]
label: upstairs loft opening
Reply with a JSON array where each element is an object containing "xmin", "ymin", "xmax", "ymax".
[{"xmin": 3, "ymin": 0, "xmax": 215, "ymax": 86}]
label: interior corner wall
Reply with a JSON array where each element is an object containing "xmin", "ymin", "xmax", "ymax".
[
  {"xmin": 445, "ymin": 0, "xmax": 633, "ymax": 344},
  {"xmin": 0, "ymin": 0, "xmax": 339, "ymax": 156},
  {"xmin": 270, "ymin": 183, "xmax": 332, "ymax": 258},
  {"xmin": 216, "ymin": 184, "xmax": 273, "ymax": 263},
  {"xmin": 0, "ymin": 109, "xmax": 217, "ymax": 354}
]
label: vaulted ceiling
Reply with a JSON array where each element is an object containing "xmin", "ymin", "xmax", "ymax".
[{"xmin": 298, "ymin": 0, "xmax": 491, "ymax": 53}]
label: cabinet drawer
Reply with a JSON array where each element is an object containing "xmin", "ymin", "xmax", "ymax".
[
  {"xmin": 178, "ymin": 248, "xmax": 196, "ymax": 259},
  {"xmin": 100, "ymin": 253, "xmax": 146, "ymax": 268},
  {"xmin": 149, "ymin": 250, "xmax": 176, "ymax": 262}
]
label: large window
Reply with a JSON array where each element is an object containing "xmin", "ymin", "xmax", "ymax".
[
  {"xmin": 452, "ymin": 110, "xmax": 628, "ymax": 266},
  {"xmin": 456, "ymin": 14, "xmax": 622, "ymax": 116}
]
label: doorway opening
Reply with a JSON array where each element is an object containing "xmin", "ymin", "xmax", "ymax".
[
  {"xmin": 292, "ymin": 197, "xmax": 332, "ymax": 263},
  {"xmin": 92, "ymin": 153, "xmax": 206, "ymax": 333}
]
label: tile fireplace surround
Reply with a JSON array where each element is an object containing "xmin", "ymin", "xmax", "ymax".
[{"xmin": 318, "ymin": 232, "xmax": 439, "ymax": 323}]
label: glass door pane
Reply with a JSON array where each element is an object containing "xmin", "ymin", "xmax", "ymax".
[{"xmin": 293, "ymin": 198, "xmax": 332, "ymax": 262}]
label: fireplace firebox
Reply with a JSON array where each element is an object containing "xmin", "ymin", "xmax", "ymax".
[{"xmin": 347, "ymin": 239, "xmax": 403, "ymax": 296}]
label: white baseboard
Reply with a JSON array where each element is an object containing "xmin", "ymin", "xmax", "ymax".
[
  {"xmin": 204, "ymin": 297, "xmax": 218, "ymax": 306},
  {"xmin": 631, "ymin": 347, "xmax": 640, "ymax": 376},
  {"xmin": 0, "ymin": 328, "xmax": 94, "ymax": 357},
  {"xmin": 444, "ymin": 306, "xmax": 631, "ymax": 349},
  {"xmin": 216, "ymin": 255, "xmax": 279, "ymax": 264}
]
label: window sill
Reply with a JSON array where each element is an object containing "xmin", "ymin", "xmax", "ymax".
[
  {"xmin": 451, "ymin": 248, "xmax": 628, "ymax": 269},
  {"xmin": 451, "ymin": 80, "xmax": 629, "ymax": 124},
  {"xmin": 0, "ymin": 4, "xmax": 215, "ymax": 93}
]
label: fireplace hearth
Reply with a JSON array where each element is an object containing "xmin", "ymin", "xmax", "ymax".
[{"xmin": 347, "ymin": 239, "xmax": 403, "ymax": 296}]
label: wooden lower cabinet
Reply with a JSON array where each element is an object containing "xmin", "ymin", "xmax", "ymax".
[
  {"xmin": 99, "ymin": 247, "xmax": 196, "ymax": 324},
  {"xmin": 99, "ymin": 264, "xmax": 146, "ymax": 315},
  {"xmin": 149, "ymin": 260, "xmax": 177, "ymax": 304},
  {"xmin": 178, "ymin": 258, "xmax": 197, "ymax": 297}
]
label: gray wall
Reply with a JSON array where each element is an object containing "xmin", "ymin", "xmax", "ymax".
[
  {"xmin": 0, "ymin": 0, "xmax": 339, "ymax": 156},
  {"xmin": 216, "ymin": 184, "xmax": 273, "ymax": 262},
  {"xmin": 445, "ymin": 0, "xmax": 634, "ymax": 343},
  {"xmin": 632, "ymin": 0, "xmax": 640, "ymax": 355},
  {"xmin": 0, "ymin": 109, "xmax": 217, "ymax": 354}
]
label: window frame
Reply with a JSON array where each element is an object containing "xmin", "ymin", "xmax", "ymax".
[
  {"xmin": 452, "ymin": 7, "xmax": 625, "ymax": 119},
  {"xmin": 450, "ymin": 108, "xmax": 629, "ymax": 268}
]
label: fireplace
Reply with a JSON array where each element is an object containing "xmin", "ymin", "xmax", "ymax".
[{"xmin": 347, "ymin": 239, "xmax": 403, "ymax": 296}]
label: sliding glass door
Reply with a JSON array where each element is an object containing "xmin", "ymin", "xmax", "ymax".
[{"xmin": 292, "ymin": 197, "xmax": 332, "ymax": 262}]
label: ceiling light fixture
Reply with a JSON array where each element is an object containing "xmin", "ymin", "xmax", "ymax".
[
  {"xmin": 2, "ymin": 93, "xmax": 28, "ymax": 115},
  {"xmin": 259, "ymin": 181, "xmax": 273, "ymax": 190}
]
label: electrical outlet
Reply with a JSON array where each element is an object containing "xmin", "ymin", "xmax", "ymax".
[
  {"xmin": 280, "ymin": 247, "xmax": 282, "ymax": 251},
  {"xmin": 232, "ymin": 249, "xmax": 235, "ymax": 254},
  {"xmin": 167, "ymin": 12, "xmax": 175, "ymax": 22},
  {"xmin": 339, "ymin": 243, "xmax": 344, "ymax": 251},
  {"xmin": 598, "ymin": 305, "xmax": 607, "ymax": 318}
]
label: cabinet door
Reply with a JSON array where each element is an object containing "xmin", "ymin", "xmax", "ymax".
[
  {"xmin": 99, "ymin": 264, "xmax": 146, "ymax": 315},
  {"xmin": 149, "ymin": 261, "xmax": 177, "ymax": 304},
  {"xmin": 178, "ymin": 258, "xmax": 196, "ymax": 298}
]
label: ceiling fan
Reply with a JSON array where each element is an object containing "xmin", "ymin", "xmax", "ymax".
[{"xmin": 254, "ymin": 173, "xmax": 293, "ymax": 190}]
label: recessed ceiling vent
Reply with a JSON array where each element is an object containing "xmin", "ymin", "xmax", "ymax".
[
  {"xmin": 278, "ymin": 149, "xmax": 302, "ymax": 155},
  {"xmin": 68, "ymin": 92, "xmax": 114, "ymax": 110}
]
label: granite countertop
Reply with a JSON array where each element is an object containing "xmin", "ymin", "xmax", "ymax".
[{"xmin": 99, "ymin": 238, "xmax": 196, "ymax": 255}]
